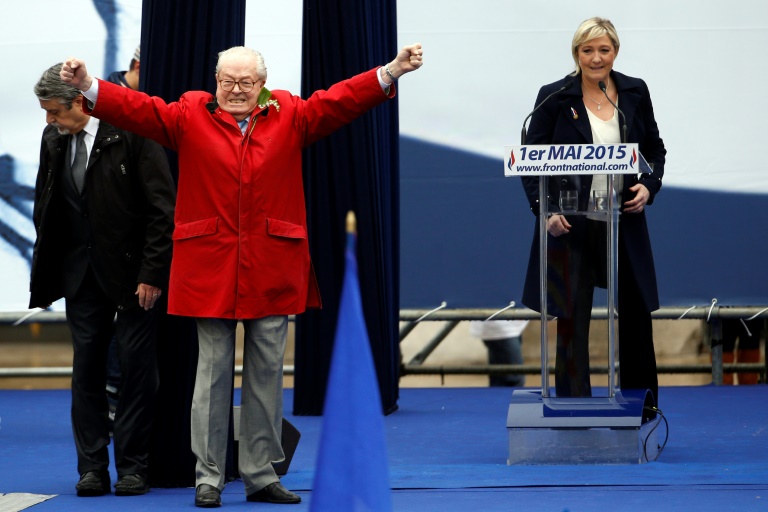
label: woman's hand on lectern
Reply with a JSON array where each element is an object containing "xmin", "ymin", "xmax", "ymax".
[
  {"xmin": 623, "ymin": 183, "xmax": 650, "ymax": 214},
  {"xmin": 547, "ymin": 214, "xmax": 571, "ymax": 237}
]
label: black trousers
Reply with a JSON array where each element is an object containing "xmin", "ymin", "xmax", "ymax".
[
  {"xmin": 65, "ymin": 267, "xmax": 159, "ymax": 477},
  {"xmin": 555, "ymin": 220, "xmax": 658, "ymax": 404}
]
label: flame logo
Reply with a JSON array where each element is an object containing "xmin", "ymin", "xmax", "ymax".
[
  {"xmin": 507, "ymin": 150, "xmax": 516, "ymax": 170},
  {"xmin": 630, "ymin": 149, "xmax": 637, "ymax": 169}
]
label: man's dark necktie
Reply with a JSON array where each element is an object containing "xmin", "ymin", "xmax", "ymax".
[{"xmin": 72, "ymin": 130, "xmax": 87, "ymax": 193}]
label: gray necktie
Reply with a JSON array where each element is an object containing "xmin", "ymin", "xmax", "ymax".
[{"xmin": 72, "ymin": 130, "xmax": 87, "ymax": 193}]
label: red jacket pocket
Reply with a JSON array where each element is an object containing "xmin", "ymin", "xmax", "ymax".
[
  {"xmin": 266, "ymin": 218, "xmax": 307, "ymax": 239},
  {"xmin": 172, "ymin": 217, "xmax": 219, "ymax": 240}
]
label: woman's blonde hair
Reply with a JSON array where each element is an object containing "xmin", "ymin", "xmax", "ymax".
[{"xmin": 570, "ymin": 17, "xmax": 620, "ymax": 75}]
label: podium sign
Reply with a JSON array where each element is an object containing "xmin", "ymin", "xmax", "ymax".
[
  {"xmin": 503, "ymin": 143, "xmax": 660, "ymax": 464},
  {"xmin": 504, "ymin": 143, "xmax": 641, "ymax": 177}
]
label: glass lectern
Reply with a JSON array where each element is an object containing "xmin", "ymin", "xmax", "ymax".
[{"xmin": 504, "ymin": 143, "xmax": 661, "ymax": 464}]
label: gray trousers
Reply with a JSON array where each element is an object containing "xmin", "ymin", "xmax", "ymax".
[{"xmin": 192, "ymin": 316, "xmax": 288, "ymax": 494}]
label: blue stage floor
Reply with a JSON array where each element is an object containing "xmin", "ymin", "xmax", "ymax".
[{"xmin": 1, "ymin": 385, "xmax": 766, "ymax": 511}]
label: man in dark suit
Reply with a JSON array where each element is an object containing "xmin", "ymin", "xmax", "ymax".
[{"xmin": 30, "ymin": 63, "xmax": 176, "ymax": 497}]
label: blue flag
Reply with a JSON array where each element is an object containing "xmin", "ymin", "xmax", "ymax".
[{"xmin": 310, "ymin": 216, "xmax": 392, "ymax": 511}]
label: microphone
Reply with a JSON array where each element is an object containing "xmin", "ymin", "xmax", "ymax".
[
  {"xmin": 520, "ymin": 81, "xmax": 572, "ymax": 145},
  {"xmin": 598, "ymin": 80, "xmax": 627, "ymax": 144}
]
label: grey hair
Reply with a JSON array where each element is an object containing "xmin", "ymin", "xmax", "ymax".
[
  {"xmin": 215, "ymin": 47, "xmax": 267, "ymax": 81},
  {"xmin": 33, "ymin": 63, "xmax": 82, "ymax": 108}
]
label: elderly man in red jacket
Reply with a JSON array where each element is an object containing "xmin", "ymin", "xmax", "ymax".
[{"xmin": 61, "ymin": 43, "xmax": 423, "ymax": 507}]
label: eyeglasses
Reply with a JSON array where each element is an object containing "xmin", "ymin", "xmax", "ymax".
[{"xmin": 218, "ymin": 79, "xmax": 258, "ymax": 92}]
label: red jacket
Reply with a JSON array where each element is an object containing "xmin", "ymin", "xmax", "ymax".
[{"xmin": 87, "ymin": 69, "xmax": 393, "ymax": 319}]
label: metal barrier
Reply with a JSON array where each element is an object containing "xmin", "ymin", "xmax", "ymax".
[
  {"xmin": 1, "ymin": 307, "xmax": 766, "ymax": 384},
  {"xmin": 398, "ymin": 307, "xmax": 768, "ymax": 385}
]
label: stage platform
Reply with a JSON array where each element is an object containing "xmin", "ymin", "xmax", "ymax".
[{"xmin": 1, "ymin": 385, "xmax": 766, "ymax": 511}]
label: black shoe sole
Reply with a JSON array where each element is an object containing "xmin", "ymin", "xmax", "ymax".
[
  {"xmin": 76, "ymin": 488, "xmax": 110, "ymax": 497},
  {"xmin": 195, "ymin": 500, "xmax": 222, "ymax": 508},
  {"xmin": 115, "ymin": 488, "xmax": 150, "ymax": 496},
  {"xmin": 246, "ymin": 494, "xmax": 301, "ymax": 504}
]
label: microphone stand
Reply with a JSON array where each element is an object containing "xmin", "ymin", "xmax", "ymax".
[
  {"xmin": 520, "ymin": 82, "xmax": 572, "ymax": 145},
  {"xmin": 598, "ymin": 80, "xmax": 626, "ymax": 144}
]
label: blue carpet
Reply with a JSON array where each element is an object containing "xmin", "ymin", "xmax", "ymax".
[{"xmin": 0, "ymin": 385, "xmax": 766, "ymax": 511}]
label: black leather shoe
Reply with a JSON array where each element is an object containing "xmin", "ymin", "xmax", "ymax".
[
  {"xmin": 115, "ymin": 474, "xmax": 150, "ymax": 496},
  {"xmin": 76, "ymin": 470, "xmax": 111, "ymax": 497},
  {"xmin": 246, "ymin": 482, "xmax": 301, "ymax": 504},
  {"xmin": 195, "ymin": 484, "xmax": 222, "ymax": 508}
]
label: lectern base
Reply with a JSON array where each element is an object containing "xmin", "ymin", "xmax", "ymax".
[{"xmin": 507, "ymin": 388, "xmax": 660, "ymax": 465}]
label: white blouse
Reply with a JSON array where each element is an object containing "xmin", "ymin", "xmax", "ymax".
[{"xmin": 586, "ymin": 103, "xmax": 622, "ymax": 219}]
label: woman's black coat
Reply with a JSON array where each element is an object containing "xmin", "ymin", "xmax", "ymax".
[{"xmin": 520, "ymin": 70, "xmax": 666, "ymax": 315}]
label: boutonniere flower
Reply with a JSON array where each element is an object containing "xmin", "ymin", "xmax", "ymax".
[{"xmin": 257, "ymin": 87, "xmax": 280, "ymax": 112}]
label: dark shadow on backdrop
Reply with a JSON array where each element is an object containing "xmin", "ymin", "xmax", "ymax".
[
  {"xmin": 0, "ymin": 154, "xmax": 34, "ymax": 266},
  {"xmin": 399, "ymin": 137, "xmax": 530, "ymax": 309},
  {"xmin": 294, "ymin": 0, "xmax": 401, "ymax": 415},
  {"xmin": 139, "ymin": 0, "xmax": 246, "ymax": 487},
  {"xmin": 92, "ymin": 0, "xmax": 119, "ymax": 75}
]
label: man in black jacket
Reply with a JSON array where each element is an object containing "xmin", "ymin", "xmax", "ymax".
[{"xmin": 31, "ymin": 63, "xmax": 175, "ymax": 497}]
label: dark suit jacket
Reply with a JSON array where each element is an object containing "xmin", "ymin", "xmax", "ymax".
[
  {"xmin": 29, "ymin": 121, "xmax": 176, "ymax": 310},
  {"xmin": 520, "ymin": 70, "xmax": 666, "ymax": 315}
]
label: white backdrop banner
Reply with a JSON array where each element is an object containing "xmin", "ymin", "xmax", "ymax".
[{"xmin": 2, "ymin": 0, "xmax": 766, "ymax": 310}]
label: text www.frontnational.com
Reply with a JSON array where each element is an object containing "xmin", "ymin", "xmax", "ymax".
[{"xmin": 515, "ymin": 162, "xmax": 629, "ymax": 173}]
